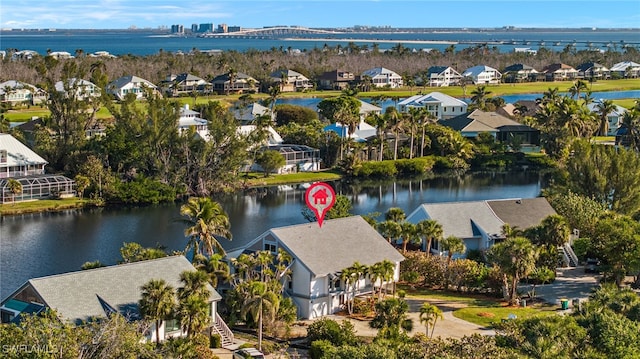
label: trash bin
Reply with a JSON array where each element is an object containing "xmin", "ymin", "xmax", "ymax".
[
  {"xmin": 561, "ymin": 299, "xmax": 569, "ymax": 310},
  {"xmin": 521, "ymin": 299, "xmax": 527, "ymax": 308}
]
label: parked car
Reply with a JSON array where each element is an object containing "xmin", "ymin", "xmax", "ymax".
[
  {"xmin": 584, "ymin": 258, "xmax": 600, "ymax": 273},
  {"xmin": 233, "ymin": 348, "xmax": 265, "ymax": 359}
]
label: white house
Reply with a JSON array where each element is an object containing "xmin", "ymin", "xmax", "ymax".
[
  {"xmin": 178, "ymin": 104, "xmax": 209, "ymax": 138},
  {"xmin": 47, "ymin": 51, "xmax": 74, "ymax": 60},
  {"xmin": 576, "ymin": 62, "xmax": 610, "ymax": 80},
  {"xmin": 162, "ymin": 73, "xmax": 209, "ymax": 96},
  {"xmin": 424, "ymin": 66, "xmax": 463, "ymax": 87},
  {"xmin": 361, "ymin": 67, "xmax": 403, "ymax": 88},
  {"xmin": 270, "ymin": 69, "xmax": 313, "ymax": 92},
  {"xmin": 0, "ymin": 80, "xmax": 46, "ymax": 105},
  {"xmin": 54, "ymin": 78, "xmax": 100, "ymax": 100},
  {"xmin": 211, "ymin": 72, "xmax": 259, "ymax": 95},
  {"xmin": 587, "ymin": 100, "xmax": 628, "ymax": 136},
  {"xmin": 610, "ymin": 61, "xmax": 640, "ymax": 78},
  {"xmin": 398, "ymin": 92, "xmax": 468, "ymax": 120},
  {"xmin": 406, "ymin": 198, "xmax": 556, "ymax": 255},
  {"xmin": 0, "ymin": 256, "xmax": 235, "ymax": 346},
  {"xmin": 462, "ymin": 65, "xmax": 502, "ymax": 84},
  {"xmin": 0, "ymin": 133, "xmax": 47, "ymax": 179},
  {"xmin": 542, "ymin": 63, "xmax": 579, "ymax": 81},
  {"xmin": 323, "ymin": 120, "xmax": 377, "ymax": 143},
  {"xmin": 237, "ymin": 216, "xmax": 405, "ymax": 319},
  {"xmin": 107, "ymin": 75, "xmax": 158, "ymax": 101}
]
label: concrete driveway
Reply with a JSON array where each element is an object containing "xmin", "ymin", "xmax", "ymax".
[{"xmin": 519, "ymin": 266, "xmax": 601, "ymax": 308}]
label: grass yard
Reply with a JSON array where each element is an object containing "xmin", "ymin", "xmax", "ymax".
[
  {"xmin": 243, "ymin": 170, "xmax": 342, "ymax": 187},
  {"xmin": 453, "ymin": 302, "xmax": 557, "ymax": 327},
  {"xmin": 0, "ymin": 198, "xmax": 96, "ymax": 215}
]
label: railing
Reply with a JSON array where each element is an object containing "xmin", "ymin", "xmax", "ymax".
[
  {"xmin": 563, "ymin": 242, "xmax": 580, "ymax": 267},
  {"xmin": 213, "ymin": 314, "xmax": 234, "ymax": 346}
]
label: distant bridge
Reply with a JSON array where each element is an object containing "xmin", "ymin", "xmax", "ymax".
[{"xmin": 198, "ymin": 26, "xmax": 341, "ymax": 38}]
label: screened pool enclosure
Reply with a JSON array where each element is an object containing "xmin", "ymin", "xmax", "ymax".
[{"xmin": 0, "ymin": 175, "xmax": 75, "ymax": 204}]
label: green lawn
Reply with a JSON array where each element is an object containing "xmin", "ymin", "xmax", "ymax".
[
  {"xmin": 0, "ymin": 198, "xmax": 96, "ymax": 215},
  {"xmin": 400, "ymin": 285, "xmax": 496, "ymax": 306},
  {"xmin": 453, "ymin": 303, "xmax": 557, "ymax": 327},
  {"xmin": 244, "ymin": 170, "xmax": 342, "ymax": 187}
]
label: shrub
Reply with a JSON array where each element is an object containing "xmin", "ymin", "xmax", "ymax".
[
  {"xmin": 310, "ymin": 339, "xmax": 336, "ymax": 359},
  {"xmin": 395, "ymin": 157, "xmax": 435, "ymax": 175},
  {"xmin": 307, "ymin": 318, "xmax": 358, "ymax": 346},
  {"xmin": 353, "ymin": 160, "xmax": 397, "ymax": 178},
  {"xmin": 209, "ymin": 334, "xmax": 221, "ymax": 348}
]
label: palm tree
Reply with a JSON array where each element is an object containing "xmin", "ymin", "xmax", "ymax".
[
  {"xmin": 470, "ymin": 85, "xmax": 492, "ymax": 110},
  {"xmin": 568, "ymin": 80, "xmax": 588, "ymax": 100},
  {"xmin": 595, "ymin": 99, "xmax": 617, "ymax": 136},
  {"xmin": 7, "ymin": 178, "xmax": 23, "ymax": 203},
  {"xmin": 193, "ymin": 253, "xmax": 230, "ymax": 288},
  {"xmin": 378, "ymin": 259, "xmax": 396, "ymax": 297},
  {"xmin": 178, "ymin": 270, "xmax": 211, "ymax": 301},
  {"xmin": 339, "ymin": 267, "xmax": 357, "ymax": 315},
  {"xmin": 440, "ymin": 235, "xmax": 466, "ymax": 265},
  {"xmin": 139, "ymin": 279, "xmax": 176, "ymax": 344},
  {"xmin": 415, "ymin": 219, "xmax": 443, "ymax": 255},
  {"xmin": 365, "ymin": 113, "xmax": 389, "ymax": 161},
  {"xmin": 385, "ymin": 207, "xmax": 406, "ymax": 222},
  {"xmin": 226, "ymin": 68, "xmax": 237, "ymax": 95},
  {"xmin": 377, "ymin": 220, "xmax": 402, "ymax": 244},
  {"xmin": 487, "ymin": 237, "xmax": 538, "ymax": 304},
  {"xmin": 419, "ymin": 302, "xmax": 443, "ymax": 338},
  {"xmin": 350, "ymin": 261, "xmax": 369, "ymax": 295},
  {"xmin": 178, "ymin": 293, "xmax": 211, "ymax": 337},
  {"xmin": 384, "ymin": 107, "xmax": 403, "ymax": 160},
  {"xmin": 368, "ymin": 262, "xmax": 383, "ymax": 298},
  {"xmin": 180, "ymin": 197, "xmax": 232, "ymax": 258},
  {"xmin": 241, "ymin": 281, "xmax": 279, "ymax": 352},
  {"xmin": 400, "ymin": 222, "xmax": 418, "ymax": 253}
]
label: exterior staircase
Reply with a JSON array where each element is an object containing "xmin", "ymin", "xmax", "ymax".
[
  {"xmin": 212, "ymin": 314, "xmax": 235, "ymax": 349},
  {"xmin": 559, "ymin": 243, "xmax": 579, "ymax": 267}
]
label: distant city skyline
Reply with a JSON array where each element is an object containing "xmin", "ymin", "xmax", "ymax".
[{"xmin": 2, "ymin": 0, "xmax": 639, "ymax": 30}]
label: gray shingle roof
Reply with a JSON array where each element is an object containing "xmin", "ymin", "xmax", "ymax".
[
  {"xmin": 486, "ymin": 198, "xmax": 557, "ymax": 230},
  {"xmin": 271, "ymin": 216, "xmax": 405, "ymax": 277},
  {"xmin": 11, "ymin": 256, "xmax": 220, "ymax": 324}
]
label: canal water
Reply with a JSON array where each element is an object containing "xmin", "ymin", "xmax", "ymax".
[{"xmin": 0, "ymin": 170, "xmax": 549, "ymax": 299}]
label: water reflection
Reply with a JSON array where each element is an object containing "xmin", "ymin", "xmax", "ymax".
[{"xmin": 0, "ymin": 170, "xmax": 549, "ymax": 299}]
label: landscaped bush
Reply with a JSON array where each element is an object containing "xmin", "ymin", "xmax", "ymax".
[
  {"xmin": 395, "ymin": 157, "xmax": 436, "ymax": 175},
  {"xmin": 306, "ymin": 318, "xmax": 358, "ymax": 346},
  {"xmin": 353, "ymin": 160, "xmax": 397, "ymax": 178},
  {"xmin": 209, "ymin": 334, "xmax": 221, "ymax": 348},
  {"xmin": 310, "ymin": 340, "xmax": 336, "ymax": 359}
]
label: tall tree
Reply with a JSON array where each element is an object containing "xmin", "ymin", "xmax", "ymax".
[
  {"xmin": 180, "ymin": 197, "xmax": 232, "ymax": 258},
  {"xmin": 594, "ymin": 99, "xmax": 616, "ymax": 136},
  {"xmin": 415, "ymin": 219, "xmax": 443, "ymax": 255},
  {"xmin": 139, "ymin": 279, "xmax": 176, "ymax": 344},
  {"xmin": 241, "ymin": 281, "xmax": 279, "ymax": 352},
  {"xmin": 470, "ymin": 85, "xmax": 492, "ymax": 110},
  {"xmin": 440, "ymin": 235, "xmax": 466, "ymax": 265},
  {"xmin": 592, "ymin": 215, "xmax": 640, "ymax": 287},
  {"xmin": 487, "ymin": 237, "xmax": 538, "ymax": 305}
]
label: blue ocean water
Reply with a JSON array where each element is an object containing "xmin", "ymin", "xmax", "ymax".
[{"xmin": 1, "ymin": 29, "xmax": 638, "ymax": 56}]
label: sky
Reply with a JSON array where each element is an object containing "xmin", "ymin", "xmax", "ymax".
[{"xmin": 1, "ymin": 0, "xmax": 639, "ymax": 30}]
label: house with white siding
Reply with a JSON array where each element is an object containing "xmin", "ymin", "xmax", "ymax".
[
  {"xmin": 107, "ymin": 75, "xmax": 158, "ymax": 101},
  {"xmin": 610, "ymin": 61, "xmax": 640, "ymax": 78},
  {"xmin": 462, "ymin": 65, "xmax": 502, "ymax": 84},
  {"xmin": 270, "ymin": 69, "xmax": 313, "ymax": 92},
  {"xmin": 54, "ymin": 78, "xmax": 100, "ymax": 100},
  {"xmin": 424, "ymin": 66, "xmax": 463, "ymax": 87},
  {"xmin": 361, "ymin": 67, "xmax": 403, "ymax": 88},
  {"xmin": 542, "ymin": 63, "xmax": 579, "ymax": 81},
  {"xmin": 0, "ymin": 80, "xmax": 46, "ymax": 105},
  {"xmin": 236, "ymin": 216, "xmax": 405, "ymax": 319},
  {"xmin": 398, "ymin": 92, "xmax": 468, "ymax": 120}
]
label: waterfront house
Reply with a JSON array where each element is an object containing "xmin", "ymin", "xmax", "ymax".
[
  {"xmin": 462, "ymin": 65, "xmax": 502, "ymax": 84},
  {"xmin": 576, "ymin": 62, "xmax": 610, "ymax": 80},
  {"xmin": 587, "ymin": 100, "xmax": 628, "ymax": 136},
  {"xmin": 0, "ymin": 80, "xmax": 46, "ymax": 105},
  {"xmin": 249, "ymin": 143, "xmax": 321, "ymax": 173},
  {"xmin": 502, "ymin": 63, "xmax": 540, "ymax": 83},
  {"xmin": 54, "ymin": 78, "xmax": 100, "ymax": 100},
  {"xmin": 161, "ymin": 73, "xmax": 209, "ymax": 97},
  {"xmin": 270, "ymin": 69, "xmax": 313, "ymax": 92},
  {"xmin": 406, "ymin": 198, "xmax": 557, "ymax": 255},
  {"xmin": 317, "ymin": 70, "xmax": 356, "ymax": 90},
  {"xmin": 236, "ymin": 216, "xmax": 405, "ymax": 319},
  {"xmin": 107, "ymin": 75, "xmax": 158, "ymax": 101},
  {"xmin": 610, "ymin": 61, "xmax": 640, "ymax": 78},
  {"xmin": 11, "ymin": 50, "xmax": 39, "ymax": 61},
  {"xmin": 398, "ymin": 92, "xmax": 468, "ymax": 120},
  {"xmin": 423, "ymin": 66, "xmax": 463, "ymax": 87},
  {"xmin": 47, "ymin": 51, "xmax": 74, "ymax": 60},
  {"xmin": 0, "ymin": 134, "xmax": 75, "ymax": 203},
  {"xmin": 211, "ymin": 72, "xmax": 259, "ymax": 95},
  {"xmin": 361, "ymin": 67, "xmax": 403, "ymax": 88},
  {"xmin": 441, "ymin": 109, "xmax": 540, "ymax": 148},
  {"xmin": 0, "ymin": 256, "xmax": 235, "ymax": 346},
  {"xmin": 541, "ymin": 63, "xmax": 579, "ymax": 81}
]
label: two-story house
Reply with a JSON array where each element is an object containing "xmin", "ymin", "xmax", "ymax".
[
  {"xmin": 361, "ymin": 67, "xmax": 403, "ymax": 88},
  {"xmin": 462, "ymin": 65, "xmax": 502, "ymax": 84},
  {"xmin": 270, "ymin": 69, "xmax": 313, "ymax": 92},
  {"xmin": 423, "ymin": 66, "xmax": 463, "ymax": 87},
  {"xmin": 398, "ymin": 92, "xmax": 468, "ymax": 120},
  {"xmin": 107, "ymin": 75, "xmax": 158, "ymax": 101}
]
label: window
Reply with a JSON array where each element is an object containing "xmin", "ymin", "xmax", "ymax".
[
  {"xmin": 1, "ymin": 310, "xmax": 14, "ymax": 324},
  {"xmin": 164, "ymin": 319, "xmax": 181, "ymax": 335},
  {"xmin": 0, "ymin": 150, "xmax": 6, "ymax": 164},
  {"xmin": 265, "ymin": 243, "xmax": 276, "ymax": 253}
]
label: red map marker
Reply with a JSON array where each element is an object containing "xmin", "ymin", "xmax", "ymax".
[{"xmin": 304, "ymin": 182, "xmax": 336, "ymax": 228}]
